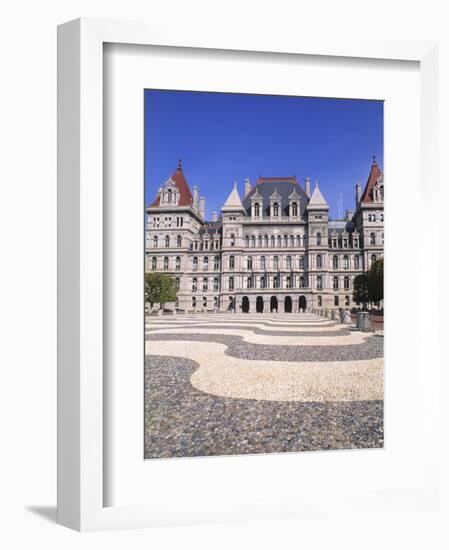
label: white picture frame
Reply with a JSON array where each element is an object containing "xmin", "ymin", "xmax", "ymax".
[{"xmin": 57, "ymin": 17, "xmax": 441, "ymax": 531}]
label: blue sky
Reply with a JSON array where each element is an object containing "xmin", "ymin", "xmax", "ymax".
[{"xmin": 144, "ymin": 90, "xmax": 383, "ymax": 219}]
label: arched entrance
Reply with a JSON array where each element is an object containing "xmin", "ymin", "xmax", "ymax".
[
  {"xmin": 242, "ymin": 296, "xmax": 250, "ymax": 313},
  {"xmin": 256, "ymin": 296, "xmax": 264, "ymax": 313},
  {"xmin": 298, "ymin": 295, "xmax": 307, "ymax": 312},
  {"xmin": 270, "ymin": 296, "xmax": 278, "ymax": 313},
  {"xmin": 284, "ymin": 296, "xmax": 292, "ymax": 313}
]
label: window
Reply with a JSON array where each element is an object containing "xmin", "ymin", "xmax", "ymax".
[
  {"xmin": 192, "ymin": 277, "xmax": 197, "ymax": 291},
  {"xmin": 202, "ymin": 277, "xmax": 208, "ymax": 291},
  {"xmin": 291, "ymin": 202, "xmax": 298, "ymax": 216},
  {"xmin": 296, "ymin": 235, "xmax": 301, "ymax": 247},
  {"xmin": 192, "ymin": 256, "xmax": 198, "ymax": 270},
  {"xmin": 258, "ymin": 235, "xmax": 262, "ymax": 247},
  {"xmin": 299, "ymin": 276, "xmax": 305, "ymax": 288},
  {"xmin": 194, "ymin": 240, "xmax": 198, "ymax": 250},
  {"xmin": 316, "ymin": 254, "xmax": 322, "ymax": 269},
  {"xmin": 247, "ymin": 276, "xmax": 253, "ymax": 288},
  {"xmin": 214, "ymin": 296, "xmax": 218, "ymax": 307},
  {"xmin": 230, "ymin": 234, "xmax": 235, "ymax": 247},
  {"xmin": 317, "ymin": 295, "xmax": 322, "ymax": 307},
  {"xmin": 344, "ymin": 276, "xmax": 350, "ymax": 290},
  {"xmin": 380, "ymin": 213, "xmax": 384, "ymax": 222},
  {"xmin": 286, "ymin": 255, "xmax": 292, "ymax": 270},
  {"xmin": 203, "ymin": 297, "xmax": 207, "ymax": 308},
  {"xmin": 277, "ymin": 235, "xmax": 282, "ymax": 247},
  {"xmin": 153, "ymin": 236, "xmax": 158, "ymax": 248},
  {"xmin": 286, "ymin": 275, "xmax": 292, "ymax": 288},
  {"xmin": 354, "ymin": 256, "xmax": 360, "ymax": 269},
  {"xmin": 165, "ymin": 235, "xmax": 170, "ymax": 247},
  {"xmin": 228, "ymin": 276, "xmax": 234, "ymax": 290},
  {"xmin": 176, "ymin": 216, "xmax": 183, "ymax": 227},
  {"xmin": 192, "ymin": 297, "xmax": 196, "ymax": 308},
  {"xmin": 334, "ymin": 295, "xmax": 339, "ymax": 306},
  {"xmin": 264, "ymin": 235, "xmax": 269, "ymax": 247},
  {"xmin": 284, "ymin": 235, "xmax": 288, "ymax": 247},
  {"xmin": 203, "ymin": 257, "xmax": 209, "ymax": 270},
  {"xmin": 163, "ymin": 256, "xmax": 169, "ymax": 270},
  {"xmin": 333, "ymin": 276, "xmax": 339, "ymax": 290},
  {"xmin": 260, "ymin": 275, "xmax": 266, "ymax": 289},
  {"xmin": 370, "ymin": 232, "xmax": 376, "ymax": 245},
  {"xmin": 214, "ymin": 256, "xmax": 219, "ymax": 270},
  {"xmin": 254, "ymin": 202, "xmax": 260, "ymax": 217},
  {"xmin": 299, "ymin": 256, "xmax": 304, "ymax": 269},
  {"xmin": 175, "ymin": 277, "xmax": 180, "ymax": 290},
  {"xmin": 229, "ymin": 255, "xmax": 235, "ymax": 270},
  {"xmin": 247, "ymin": 256, "xmax": 253, "ymax": 270},
  {"xmin": 345, "ymin": 295, "xmax": 350, "ymax": 306},
  {"xmin": 272, "ymin": 202, "xmax": 279, "ymax": 216},
  {"xmin": 251, "ymin": 236, "xmax": 256, "ymax": 248},
  {"xmin": 332, "ymin": 255, "xmax": 338, "ymax": 269},
  {"xmin": 273, "ymin": 275, "xmax": 280, "ymax": 288},
  {"xmin": 245, "ymin": 236, "xmax": 249, "ymax": 247},
  {"xmin": 316, "ymin": 232, "xmax": 322, "ymax": 246},
  {"xmin": 204, "ymin": 240, "xmax": 209, "ymax": 250},
  {"xmin": 371, "ymin": 254, "xmax": 377, "ymax": 265},
  {"xmin": 273, "ymin": 256, "xmax": 279, "ymax": 270},
  {"xmin": 175, "ymin": 256, "xmax": 181, "ymax": 271},
  {"xmin": 343, "ymin": 237, "xmax": 348, "ymax": 248},
  {"xmin": 343, "ymin": 255, "xmax": 349, "ymax": 269},
  {"xmin": 177, "ymin": 235, "xmax": 182, "ymax": 247},
  {"xmin": 317, "ymin": 275, "xmax": 323, "ymax": 290},
  {"xmin": 213, "ymin": 277, "xmax": 219, "ymax": 291},
  {"xmin": 270, "ymin": 235, "xmax": 275, "ymax": 247}
]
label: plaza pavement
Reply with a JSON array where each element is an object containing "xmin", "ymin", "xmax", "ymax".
[{"xmin": 144, "ymin": 313, "xmax": 384, "ymax": 458}]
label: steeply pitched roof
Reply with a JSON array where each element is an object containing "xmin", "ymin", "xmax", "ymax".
[
  {"xmin": 242, "ymin": 178, "xmax": 309, "ymax": 217},
  {"xmin": 222, "ymin": 182, "xmax": 245, "ymax": 211},
  {"xmin": 150, "ymin": 160, "xmax": 194, "ymax": 207},
  {"xmin": 360, "ymin": 158, "xmax": 383, "ymax": 203},
  {"xmin": 306, "ymin": 181, "xmax": 329, "ymax": 209}
]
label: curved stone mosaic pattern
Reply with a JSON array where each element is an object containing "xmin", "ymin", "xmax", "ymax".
[{"xmin": 145, "ymin": 313, "xmax": 384, "ymax": 457}]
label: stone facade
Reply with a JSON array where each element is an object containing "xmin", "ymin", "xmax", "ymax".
[{"xmin": 145, "ymin": 159, "xmax": 384, "ymax": 313}]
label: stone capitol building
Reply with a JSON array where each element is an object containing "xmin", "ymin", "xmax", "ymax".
[{"xmin": 145, "ymin": 159, "xmax": 384, "ymax": 313}]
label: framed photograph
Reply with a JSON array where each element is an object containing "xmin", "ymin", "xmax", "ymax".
[{"xmin": 58, "ymin": 18, "xmax": 441, "ymax": 531}]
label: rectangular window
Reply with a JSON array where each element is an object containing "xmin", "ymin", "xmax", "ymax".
[
  {"xmin": 213, "ymin": 278, "xmax": 219, "ymax": 291},
  {"xmin": 229, "ymin": 277, "xmax": 234, "ymax": 290}
]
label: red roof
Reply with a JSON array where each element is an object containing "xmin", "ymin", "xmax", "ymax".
[
  {"xmin": 360, "ymin": 159, "xmax": 383, "ymax": 203},
  {"xmin": 150, "ymin": 160, "xmax": 194, "ymax": 207}
]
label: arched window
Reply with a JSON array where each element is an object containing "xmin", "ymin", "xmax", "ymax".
[
  {"xmin": 333, "ymin": 276, "xmax": 339, "ymax": 290},
  {"xmin": 270, "ymin": 235, "xmax": 275, "ymax": 247},
  {"xmin": 254, "ymin": 203, "xmax": 260, "ymax": 217},
  {"xmin": 316, "ymin": 254, "xmax": 323, "ymax": 269},
  {"xmin": 251, "ymin": 236, "xmax": 256, "ymax": 248},
  {"xmin": 299, "ymin": 276, "xmax": 305, "ymax": 288},
  {"xmin": 296, "ymin": 235, "xmax": 301, "ymax": 247},
  {"xmin": 214, "ymin": 256, "xmax": 219, "ymax": 270},
  {"xmin": 175, "ymin": 256, "xmax": 181, "ymax": 271},
  {"xmin": 229, "ymin": 255, "xmax": 235, "ymax": 269},
  {"xmin": 228, "ymin": 276, "xmax": 234, "ymax": 290},
  {"xmin": 258, "ymin": 235, "xmax": 262, "ymax": 247},
  {"xmin": 165, "ymin": 235, "xmax": 170, "ymax": 247},
  {"xmin": 291, "ymin": 202, "xmax": 298, "ymax": 216},
  {"xmin": 284, "ymin": 235, "xmax": 288, "ymax": 247},
  {"xmin": 286, "ymin": 275, "xmax": 292, "ymax": 288},
  {"xmin": 286, "ymin": 255, "xmax": 292, "ymax": 270},
  {"xmin": 344, "ymin": 276, "xmax": 350, "ymax": 289},
  {"xmin": 290, "ymin": 235, "xmax": 294, "ymax": 247},
  {"xmin": 151, "ymin": 257, "xmax": 157, "ymax": 270},
  {"xmin": 264, "ymin": 235, "xmax": 269, "ymax": 247},
  {"xmin": 317, "ymin": 275, "xmax": 323, "ymax": 290},
  {"xmin": 192, "ymin": 256, "xmax": 198, "ymax": 270},
  {"xmin": 334, "ymin": 295, "xmax": 339, "ymax": 306},
  {"xmin": 343, "ymin": 255, "xmax": 349, "ymax": 269},
  {"xmin": 260, "ymin": 256, "xmax": 266, "ymax": 270},
  {"xmin": 273, "ymin": 256, "xmax": 279, "ymax": 270},
  {"xmin": 316, "ymin": 232, "xmax": 322, "ymax": 246},
  {"xmin": 177, "ymin": 235, "xmax": 182, "ymax": 247},
  {"xmin": 247, "ymin": 276, "xmax": 253, "ymax": 288},
  {"xmin": 163, "ymin": 256, "xmax": 169, "ymax": 270},
  {"xmin": 203, "ymin": 257, "xmax": 209, "ymax": 270},
  {"xmin": 247, "ymin": 256, "xmax": 253, "ymax": 270},
  {"xmin": 273, "ymin": 202, "xmax": 279, "ymax": 216},
  {"xmin": 260, "ymin": 275, "xmax": 266, "ymax": 289},
  {"xmin": 277, "ymin": 235, "xmax": 282, "ymax": 247},
  {"xmin": 273, "ymin": 275, "xmax": 280, "ymax": 288},
  {"xmin": 332, "ymin": 255, "xmax": 338, "ymax": 269},
  {"xmin": 167, "ymin": 189, "xmax": 172, "ymax": 203},
  {"xmin": 370, "ymin": 232, "xmax": 376, "ymax": 245}
]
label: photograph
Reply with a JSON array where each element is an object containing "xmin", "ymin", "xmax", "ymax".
[{"xmin": 144, "ymin": 90, "xmax": 384, "ymax": 459}]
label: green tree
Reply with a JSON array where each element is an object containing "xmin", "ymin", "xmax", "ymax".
[
  {"xmin": 144, "ymin": 273, "xmax": 177, "ymax": 308},
  {"xmin": 367, "ymin": 258, "xmax": 384, "ymax": 305},
  {"xmin": 353, "ymin": 273, "xmax": 370, "ymax": 310}
]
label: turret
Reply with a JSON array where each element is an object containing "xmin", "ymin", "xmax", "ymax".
[
  {"xmin": 244, "ymin": 177, "xmax": 252, "ymax": 197},
  {"xmin": 199, "ymin": 196, "xmax": 205, "ymax": 219},
  {"xmin": 305, "ymin": 176, "xmax": 311, "ymax": 198},
  {"xmin": 355, "ymin": 182, "xmax": 362, "ymax": 208},
  {"xmin": 211, "ymin": 211, "xmax": 218, "ymax": 222}
]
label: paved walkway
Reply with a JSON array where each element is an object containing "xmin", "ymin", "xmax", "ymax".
[{"xmin": 145, "ymin": 313, "xmax": 384, "ymax": 458}]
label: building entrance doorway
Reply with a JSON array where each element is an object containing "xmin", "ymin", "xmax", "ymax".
[
  {"xmin": 256, "ymin": 296, "xmax": 264, "ymax": 313},
  {"xmin": 242, "ymin": 296, "xmax": 250, "ymax": 313},
  {"xmin": 270, "ymin": 296, "xmax": 278, "ymax": 312},
  {"xmin": 298, "ymin": 295, "xmax": 307, "ymax": 312},
  {"xmin": 284, "ymin": 296, "xmax": 292, "ymax": 313}
]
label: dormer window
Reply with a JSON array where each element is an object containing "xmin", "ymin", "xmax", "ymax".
[
  {"xmin": 273, "ymin": 202, "xmax": 279, "ymax": 217},
  {"xmin": 291, "ymin": 202, "xmax": 298, "ymax": 216},
  {"xmin": 254, "ymin": 202, "xmax": 260, "ymax": 217}
]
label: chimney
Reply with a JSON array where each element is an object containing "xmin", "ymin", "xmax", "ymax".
[
  {"xmin": 355, "ymin": 182, "xmax": 362, "ymax": 208},
  {"xmin": 193, "ymin": 186, "xmax": 199, "ymax": 208},
  {"xmin": 211, "ymin": 211, "xmax": 217, "ymax": 222},
  {"xmin": 244, "ymin": 177, "xmax": 252, "ymax": 197},
  {"xmin": 199, "ymin": 197, "xmax": 205, "ymax": 219},
  {"xmin": 305, "ymin": 177, "xmax": 311, "ymax": 198}
]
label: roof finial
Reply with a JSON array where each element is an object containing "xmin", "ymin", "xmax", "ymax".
[
  {"xmin": 315, "ymin": 178, "xmax": 319, "ymax": 188},
  {"xmin": 233, "ymin": 180, "xmax": 237, "ymax": 190},
  {"xmin": 372, "ymin": 155, "xmax": 377, "ymax": 165},
  {"xmin": 177, "ymin": 158, "xmax": 183, "ymax": 171}
]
